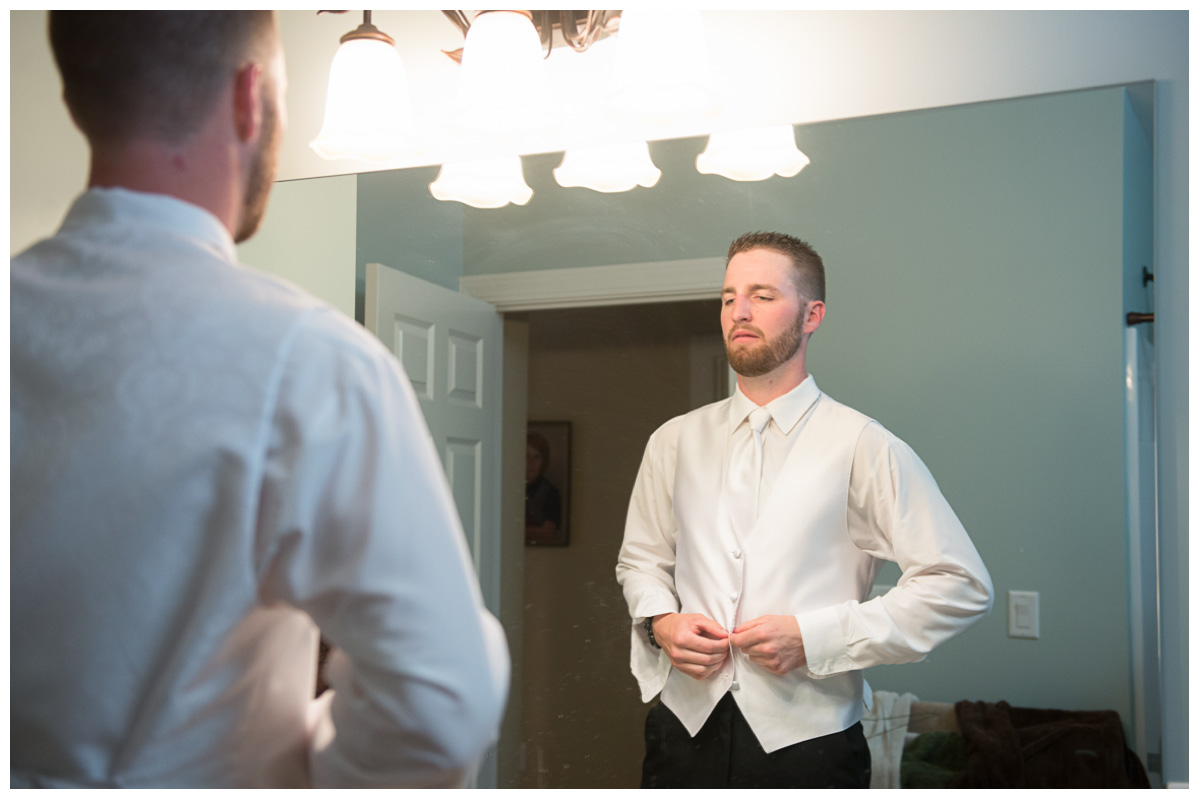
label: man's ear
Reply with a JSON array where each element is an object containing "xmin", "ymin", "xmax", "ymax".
[
  {"xmin": 232, "ymin": 62, "xmax": 264, "ymax": 143},
  {"xmin": 804, "ymin": 300, "xmax": 826, "ymax": 335}
]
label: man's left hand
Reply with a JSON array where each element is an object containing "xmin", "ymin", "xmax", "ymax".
[{"xmin": 729, "ymin": 615, "xmax": 806, "ymax": 675}]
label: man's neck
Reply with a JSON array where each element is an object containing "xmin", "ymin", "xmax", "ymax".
[
  {"xmin": 735, "ymin": 358, "xmax": 809, "ymax": 406},
  {"xmin": 86, "ymin": 131, "xmax": 241, "ymax": 239}
]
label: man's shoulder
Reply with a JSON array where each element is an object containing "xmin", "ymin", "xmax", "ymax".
[
  {"xmin": 814, "ymin": 392, "xmax": 922, "ymax": 463},
  {"xmin": 814, "ymin": 391, "xmax": 876, "ymax": 429},
  {"xmin": 283, "ymin": 297, "xmax": 392, "ymax": 369},
  {"xmin": 16, "ymin": 217, "xmax": 386, "ymax": 377},
  {"xmin": 226, "ymin": 261, "xmax": 335, "ymax": 322},
  {"xmin": 646, "ymin": 396, "xmax": 734, "ymax": 448},
  {"xmin": 230, "ymin": 271, "xmax": 397, "ymax": 388},
  {"xmin": 178, "ymin": 250, "xmax": 372, "ymax": 357},
  {"xmin": 186, "ymin": 258, "xmax": 373, "ymax": 361}
]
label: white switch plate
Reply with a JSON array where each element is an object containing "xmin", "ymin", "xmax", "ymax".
[{"xmin": 1008, "ymin": 590, "xmax": 1040, "ymax": 639}]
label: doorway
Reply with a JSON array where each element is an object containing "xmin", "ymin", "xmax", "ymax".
[{"xmin": 515, "ymin": 299, "xmax": 725, "ymax": 788}]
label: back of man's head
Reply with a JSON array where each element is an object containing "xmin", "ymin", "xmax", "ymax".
[{"xmin": 49, "ymin": 11, "xmax": 277, "ymax": 146}]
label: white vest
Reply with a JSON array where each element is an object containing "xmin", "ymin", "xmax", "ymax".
[{"xmin": 662, "ymin": 392, "xmax": 876, "ymax": 752}]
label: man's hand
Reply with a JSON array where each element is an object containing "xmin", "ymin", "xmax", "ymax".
[
  {"xmin": 729, "ymin": 615, "xmax": 806, "ymax": 675},
  {"xmin": 651, "ymin": 613, "xmax": 730, "ymax": 680}
]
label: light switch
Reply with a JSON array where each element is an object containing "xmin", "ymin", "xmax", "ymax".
[{"xmin": 1008, "ymin": 590, "xmax": 1040, "ymax": 639}]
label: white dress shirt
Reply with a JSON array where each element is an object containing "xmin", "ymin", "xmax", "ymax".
[
  {"xmin": 617, "ymin": 376, "xmax": 992, "ymax": 752},
  {"xmin": 10, "ymin": 188, "xmax": 509, "ymax": 788}
]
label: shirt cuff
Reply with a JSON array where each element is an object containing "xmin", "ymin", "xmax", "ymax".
[
  {"xmin": 795, "ymin": 604, "xmax": 851, "ymax": 677},
  {"xmin": 631, "ymin": 596, "xmax": 679, "ymax": 624},
  {"xmin": 629, "ymin": 623, "xmax": 671, "ymax": 702}
]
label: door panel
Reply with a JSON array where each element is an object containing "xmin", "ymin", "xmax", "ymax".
[
  {"xmin": 365, "ymin": 262, "xmax": 503, "ymax": 606},
  {"xmin": 391, "ymin": 315, "xmax": 435, "ymax": 399}
]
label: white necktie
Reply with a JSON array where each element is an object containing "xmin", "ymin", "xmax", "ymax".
[{"xmin": 727, "ymin": 406, "xmax": 772, "ymax": 535}]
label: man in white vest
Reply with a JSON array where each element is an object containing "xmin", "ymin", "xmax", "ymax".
[{"xmin": 616, "ymin": 231, "xmax": 993, "ymax": 788}]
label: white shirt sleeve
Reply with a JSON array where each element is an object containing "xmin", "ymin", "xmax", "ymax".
[
  {"xmin": 798, "ymin": 421, "xmax": 993, "ymax": 677},
  {"xmin": 253, "ymin": 309, "xmax": 509, "ymax": 788},
  {"xmin": 615, "ymin": 424, "xmax": 683, "ymax": 701}
]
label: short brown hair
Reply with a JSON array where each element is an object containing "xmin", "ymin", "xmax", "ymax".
[
  {"xmin": 48, "ymin": 11, "xmax": 277, "ymax": 145},
  {"xmin": 726, "ymin": 231, "xmax": 826, "ymax": 303}
]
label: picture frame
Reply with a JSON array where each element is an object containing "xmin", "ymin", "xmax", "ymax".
[{"xmin": 525, "ymin": 421, "xmax": 571, "ymax": 547}]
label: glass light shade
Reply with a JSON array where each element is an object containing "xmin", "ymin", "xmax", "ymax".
[
  {"xmin": 553, "ymin": 142, "xmax": 662, "ymax": 193},
  {"xmin": 695, "ymin": 125, "xmax": 810, "ymax": 182},
  {"xmin": 453, "ymin": 11, "xmax": 552, "ymax": 138},
  {"xmin": 429, "ymin": 156, "xmax": 533, "ymax": 209},
  {"xmin": 310, "ymin": 37, "xmax": 417, "ymax": 162},
  {"xmin": 605, "ymin": 9, "xmax": 720, "ymax": 125}
]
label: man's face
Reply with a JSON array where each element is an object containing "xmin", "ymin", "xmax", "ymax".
[
  {"xmin": 721, "ymin": 248, "xmax": 809, "ymax": 378},
  {"xmin": 235, "ymin": 46, "xmax": 287, "ymax": 244}
]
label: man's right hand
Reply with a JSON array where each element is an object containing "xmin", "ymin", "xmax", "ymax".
[{"xmin": 651, "ymin": 613, "xmax": 730, "ymax": 680}]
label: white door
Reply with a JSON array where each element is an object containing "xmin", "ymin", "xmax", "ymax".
[{"xmin": 364, "ymin": 262, "xmax": 503, "ymax": 787}]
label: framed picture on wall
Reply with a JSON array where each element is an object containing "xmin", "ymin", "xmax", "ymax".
[{"xmin": 525, "ymin": 421, "xmax": 570, "ymax": 547}]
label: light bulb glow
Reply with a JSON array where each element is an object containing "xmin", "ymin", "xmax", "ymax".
[
  {"xmin": 429, "ymin": 156, "xmax": 534, "ymax": 209},
  {"xmin": 310, "ymin": 36, "xmax": 418, "ymax": 162},
  {"xmin": 453, "ymin": 11, "xmax": 551, "ymax": 138},
  {"xmin": 605, "ymin": 9, "xmax": 720, "ymax": 125},
  {"xmin": 695, "ymin": 125, "xmax": 810, "ymax": 182},
  {"xmin": 553, "ymin": 142, "xmax": 662, "ymax": 193}
]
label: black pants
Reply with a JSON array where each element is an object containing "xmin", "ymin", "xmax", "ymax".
[{"xmin": 641, "ymin": 693, "xmax": 871, "ymax": 789}]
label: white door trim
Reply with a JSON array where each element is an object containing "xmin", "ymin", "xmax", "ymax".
[{"xmin": 458, "ymin": 256, "xmax": 725, "ymax": 312}]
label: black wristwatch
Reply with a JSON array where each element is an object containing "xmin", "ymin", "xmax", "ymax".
[{"xmin": 644, "ymin": 616, "xmax": 662, "ymax": 649}]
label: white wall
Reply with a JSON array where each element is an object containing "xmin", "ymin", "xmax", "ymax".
[
  {"xmin": 9, "ymin": 9, "xmax": 1187, "ymax": 785},
  {"xmin": 9, "ymin": 10, "xmax": 89, "ymax": 255}
]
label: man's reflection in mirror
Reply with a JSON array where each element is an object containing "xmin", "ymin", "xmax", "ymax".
[{"xmin": 616, "ymin": 231, "xmax": 993, "ymax": 788}]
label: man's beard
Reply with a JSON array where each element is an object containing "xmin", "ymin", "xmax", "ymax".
[
  {"xmin": 725, "ymin": 310, "xmax": 806, "ymax": 378},
  {"xmin": 234, "ymin": 97, "xmax": 280, "ymax": 244}
]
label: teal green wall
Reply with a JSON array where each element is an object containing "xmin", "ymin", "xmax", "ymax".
[
  {"xmin": 355, "ymin": 165, "xmax": 466, "ymax": 321},
  {"xmin": 353, "ymin": 87, "xmax": 1142, "ymax": 723},
  {"xmin": 809, "ymin": 90, "xmax": 1130, "ymax": 715}
]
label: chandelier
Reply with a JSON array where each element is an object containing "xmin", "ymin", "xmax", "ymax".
[{"xmin": 311, "ymin": 11, "xmax": 810, "ymax": 208}]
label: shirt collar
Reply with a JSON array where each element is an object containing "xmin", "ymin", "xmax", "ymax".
[
  {"xmin": 728, "ymin": 374, "xmax": 822, "ymax": 435},
  {"xmin": 61, "ymin": 187, "xmax": 237, "ymax": 264}
]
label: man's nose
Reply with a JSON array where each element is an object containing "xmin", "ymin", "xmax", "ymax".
[{"xmin": 731, "ymin": 296, "xmax": 752, "ymax": 321}]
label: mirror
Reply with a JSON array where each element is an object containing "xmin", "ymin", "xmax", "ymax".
[{"xmin": 246, "ymin": 84, "xmax": 1155, "ymax": 788}]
